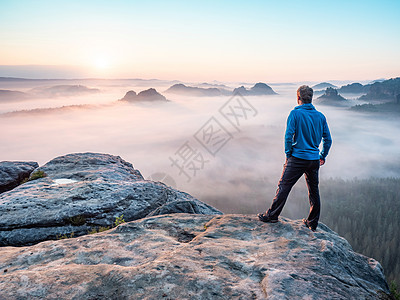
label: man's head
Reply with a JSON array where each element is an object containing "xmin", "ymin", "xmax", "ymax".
[{"xmin": 297, "ymin": 85, "xmax": 313, "ymax": 104}]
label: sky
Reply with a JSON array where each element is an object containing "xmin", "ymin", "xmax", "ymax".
[{"xmin": 0, "ymin": 0, "xmax": 399, "ymax": 82}]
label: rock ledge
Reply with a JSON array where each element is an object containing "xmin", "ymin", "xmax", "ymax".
[
  {"xmin": 0, "ymin": 214, "xmax": 390, "ymax": 299},
  {"xmin": 0, "ymin": 153, "xmax": 221, "ymax": 246}
]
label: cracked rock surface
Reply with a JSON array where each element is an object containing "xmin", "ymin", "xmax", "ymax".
[
  {"xmin": 0, "ymin": 214, "xmax": 391, "ymax": 299},
  {"xmin": 0, "ymin": 153, "xmax": 221, "ymax": 246}
]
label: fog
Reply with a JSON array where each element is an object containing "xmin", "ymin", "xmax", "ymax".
[{"xmin": 1, "ymin": 79, "xmax": 400, "ymax": 214}]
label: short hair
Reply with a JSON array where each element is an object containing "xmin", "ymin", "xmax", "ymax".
[{"xmin": 297, "ymin": 85, "xmax": 313, "ymax": 103}]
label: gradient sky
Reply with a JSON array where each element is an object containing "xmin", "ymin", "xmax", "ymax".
[{"xmin": 0, "ymin": 0, "xmax": 399, "ymax": 81}]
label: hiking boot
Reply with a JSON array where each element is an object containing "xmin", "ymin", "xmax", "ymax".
[
  {"xmin": 258, "ymin": 213, "xmax": 278, "ymax": 223},
  {"xmin": 302, "ymin": 218, "xmax": 316, "ymax": 232}
]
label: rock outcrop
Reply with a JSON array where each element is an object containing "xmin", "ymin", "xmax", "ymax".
[
  {"xmin": 0, "ymin": 161, "xmax": 38, "ymax": 194},
  {"xmin": 120, "ymin": 88, "xmax": 167, "ymax": 102},
  {"xmin": 233, "ymin": 82, "xmax": 277, "ymax": 96},
  {"xmin": 316, "ymin": 87, "xmax": 348, "ymax": 106},
  {"xmin": 0, "ymin": 153, "xmax": 221, "ymax": 246},
  {"xmin": 0, "ymin": 214, "xmax": 391, "ymax": 299}
]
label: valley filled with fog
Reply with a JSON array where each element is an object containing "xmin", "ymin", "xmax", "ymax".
[{"xmin": 1, "ymin": 78, "xmax": 399, "ymax": 215}]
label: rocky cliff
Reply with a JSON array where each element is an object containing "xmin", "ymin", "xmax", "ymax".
[
  {"xmin": 0, "ymin": 214, "xmax": 391, "ymax": 299},
  {"xmin": 0, "ymin": 153, "xmax": 221, "ymax": 246},
  {"xmin": 0, "ymin": 153, "xmax": 392, "ymax": 299}
]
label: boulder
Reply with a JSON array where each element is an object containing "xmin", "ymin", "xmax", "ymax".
[
  {"xmin": 0, "ymin": 161, "xmax": 38, "ymax": 194},
  {"xmin": 0, "ymin": 214, "xmax": 391, "ymax": 299},
  {"xmin": 0, "ymin": 153, "xmax": 221, "ymax": 246}
]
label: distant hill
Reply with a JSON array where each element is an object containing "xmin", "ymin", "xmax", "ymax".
[
  {"xmin": 351, "ymin": 102, "xmax": 400, "ymax": 114},
  {"xmin": 338, "ymin": 83, "xmax": 370, "ymax": 94},
  {"xmin": 31, "ymin": 85, "xmax": 100, "ymax": 97},
  {"xmin": 165, "ymin": 84, "xmax": 225, "ymax": 97},
  {"xmin": 1, "ymin": 104, "xmax": 95, "ymax": 117},
  {"xmin": 120, "ymin": 88, "xmax": 167, "ymax": 102},
  {"xmin": 120, "ymin": 91, "xmax": 137, "ymax": 101},
  {"xmin": 0, "ymin": 89, "xmax": 30, "ymax": 102},
  {"xmin": 312, "ymin": 82, "xmax": 337, "ymax": 90},
  {"xmin": 232, "ymin": 82, "xmax": 277, "ymax": 96},
  {"xmin": 359, "ymin": 77, "xmax": 400, "ymax": 101},
  {"xmin": 368, "ymin": 78, "xmax": 386, "ymax": 84},
  {"xmin": 316, "ymin": 87, "xmax": 347, "ymax": 106},
  {"xmin": 1, "ymin": 84, "xmax": 100, "ymax": 102},
  {"xmin": 197, "ymin": 82, "xmax": 231, "ymax": 90},
  {"xmin": 0, "ymin": 77, "xmax": 34, "ymax": 82}
]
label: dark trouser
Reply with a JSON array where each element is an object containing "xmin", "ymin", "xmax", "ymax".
[{"xmin": 266, "ymin": 156, "xmax": 320, "ymax": 229}]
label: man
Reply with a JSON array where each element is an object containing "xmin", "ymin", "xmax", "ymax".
[{"xmin": 258, "ymin": 85, "xmax": 332, "ymax": 231}]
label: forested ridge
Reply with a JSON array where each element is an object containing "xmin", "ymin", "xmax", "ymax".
[{"xmin": 287, "ymin": 177, "xmax": 400, "ymax": 287}]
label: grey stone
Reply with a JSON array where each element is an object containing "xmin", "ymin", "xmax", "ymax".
[
  {"xmin": 0, "ymin": 153, "xmax": 221, "ymax": 246},
  {"xmin": 0, "ymin": 161, "xmax": 38, "ymax": 194},
  {"xmin": 0, "ymin": 214, "xmax": 391, "ymax": 299}
]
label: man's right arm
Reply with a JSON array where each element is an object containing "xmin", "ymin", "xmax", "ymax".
[{"xmin": 320, "ymin": 117, "xmax": 332, "ymax": 162}]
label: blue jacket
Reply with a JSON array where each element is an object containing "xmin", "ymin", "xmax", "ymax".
[{"xmin": 285, "ymin": 103, "xmax": 332, "ymax": 161}]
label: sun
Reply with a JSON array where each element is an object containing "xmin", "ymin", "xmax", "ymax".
[{"xmin": 93, "ymin": 55, "xmax": 111, "ymax": 71}]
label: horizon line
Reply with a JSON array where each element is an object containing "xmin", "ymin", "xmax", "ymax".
[{"xmin": 0, "ymin": 75, "xmax": 393, "ymax": 86}]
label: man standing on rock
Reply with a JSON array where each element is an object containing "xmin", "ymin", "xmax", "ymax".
[{"xmin": 258, "ymin": 85, "xmax": 332, "ymax": 231}]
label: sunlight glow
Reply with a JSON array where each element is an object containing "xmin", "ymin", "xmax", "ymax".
[{"xmin": 93, "ymin": 55, "xmax": 111, "ymax": 71}]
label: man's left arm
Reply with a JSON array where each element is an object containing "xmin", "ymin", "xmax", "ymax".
[{"xmin": 284, "ymin": 111, "xmax": 296, "ymax": 159}]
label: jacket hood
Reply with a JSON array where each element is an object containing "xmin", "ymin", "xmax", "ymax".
[{"xmin": 295, "ymin": 103, "xmax": 316, "ymax": 110}]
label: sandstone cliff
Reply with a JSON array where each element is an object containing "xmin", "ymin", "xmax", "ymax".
[
  {"xmin": 0, "ymin": 214, "xmax": 391, "ymax": 299},
  {"xmin": 0, "ymin": 153, "xmax": 221, "ymax": 247},
  {"xmin": 0, "ymin": 153, "xmax": 392, "ymax": 299}
]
